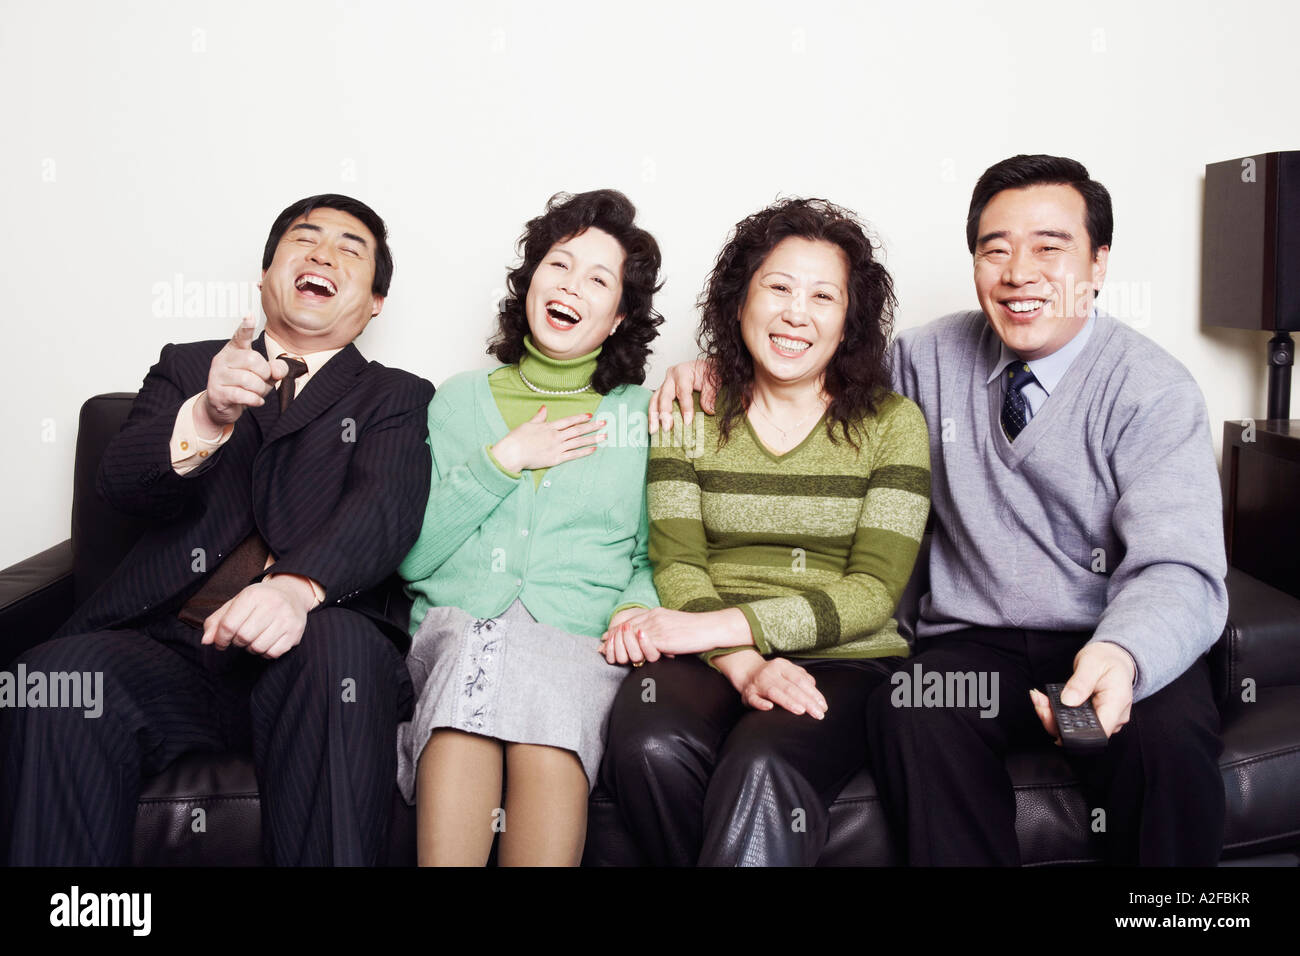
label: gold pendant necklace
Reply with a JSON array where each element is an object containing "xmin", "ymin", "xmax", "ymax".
[{"xmin": 750, "ymin": 399, "xmax": 825, "ymax": 443}]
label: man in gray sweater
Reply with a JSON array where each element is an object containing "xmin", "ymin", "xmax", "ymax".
[
  {"xmin": 648, "ymin": 154, "xmax": 1227, "ymax": 865},
  {"xmin": 868, "ymin": 154, "xmax": 1226, "ymax": 865}
]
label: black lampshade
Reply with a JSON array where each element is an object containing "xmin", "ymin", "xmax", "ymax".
[{"xmin": 1202, "ymin": 150, "xmax": 1300, "ymax": 332}]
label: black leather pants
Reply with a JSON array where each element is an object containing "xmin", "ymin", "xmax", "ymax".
[{"xmin": 600, "ymin": 654, "xmax": 894, "ymax": 866}]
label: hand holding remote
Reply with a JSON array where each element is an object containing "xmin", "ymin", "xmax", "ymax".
[
  {"xmin": 1029, "ymin": 641, "xmax": 1136, "ymax": 750},
  {"xmin": 1038, "ymin": 683, "xmax": 1108, "ymax": 753}
]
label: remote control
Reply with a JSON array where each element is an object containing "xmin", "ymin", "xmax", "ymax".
[{"xmin": 1042, "ymin": 682, "xmax": 1109, "ymax": 754}]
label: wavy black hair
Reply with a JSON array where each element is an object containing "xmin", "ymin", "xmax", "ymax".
[
  {"xmin": 697, "ymin": 197, "xmax": 896, "ymax": 449},
  {"xmin": 262, "ymin": 194, "xmax": 393, "ymax": 295},
  {"xmin": 487, "ymin": 189, "xmax": 664, "ymax": 394}
]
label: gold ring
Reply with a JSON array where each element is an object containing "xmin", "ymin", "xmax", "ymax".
[{"xmin": 633, "ymin": 661, "xmax": 644, "ymax": 668}]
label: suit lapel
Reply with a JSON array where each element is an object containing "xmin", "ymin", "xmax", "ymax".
[
  {"xmin": 264, "ymin": 341, "xmax": 367, "ymax": 446},
  {"xmin": 248, "ymin": 334, "xmax": 281, "ymax": 439}
]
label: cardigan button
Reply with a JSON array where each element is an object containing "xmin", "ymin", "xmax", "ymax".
[
  {"xmin": 515, "ymin": 578, "xmax": 522, "ymax": 587},
  {"xmin": 520, "ymin": 529, "xmax": 528, "ymax": 537},
  {"xmin": 542, "ymin": 480, "xmax": 551, "ymax": 487}
]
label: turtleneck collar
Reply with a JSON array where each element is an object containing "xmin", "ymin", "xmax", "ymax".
[{"xmin": 518, "ymin": 334, "xmax": 601, "ymax": 392}]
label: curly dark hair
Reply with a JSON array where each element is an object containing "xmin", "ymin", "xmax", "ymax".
[
  {"xmin": 697, "ymin": 197, "xmax": 896, "ymax": 449},
  {"xmin": 487, "ymin": 189, "xmax": 664, "ymax": 394}
]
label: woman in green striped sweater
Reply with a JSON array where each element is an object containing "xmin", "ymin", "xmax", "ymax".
[{"xmin": 598, "ymin": 198, "xmax": 931, "ymax": 866}]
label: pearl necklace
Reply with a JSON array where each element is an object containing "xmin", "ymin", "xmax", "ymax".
[{"xmin": 517, "ymin": 366, "xmax": 592, "ymax": 396}]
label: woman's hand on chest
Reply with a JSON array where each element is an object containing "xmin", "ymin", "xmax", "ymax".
[{"xmin": 491, "ymin": 406, "xmax": 607, "ymax": 473}]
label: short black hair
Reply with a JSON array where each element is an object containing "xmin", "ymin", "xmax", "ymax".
[
  {"xmin": 262, "ymin": 194, "xmax": 394, "ymax": 296},
  {"xmin": 966, "ymin": 154, "xmax": 1113, "ymax": 256},
  {"xmin": 487, "ymin": 189, "xmax": 664, "ymax": 394}
]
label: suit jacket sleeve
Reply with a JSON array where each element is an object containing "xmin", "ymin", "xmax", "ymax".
[
  {"xmin": 264, "ymin": 372, "xmax": 436, "ymax": 604},
  {"xmin": 97, "ymin": 341, "xmax": 221, "ymax": 519}
]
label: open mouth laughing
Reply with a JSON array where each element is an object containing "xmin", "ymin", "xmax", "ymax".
[
  {"xmin": 545, "ymin": 300, "xmax": 582, "ymax": 331},
  {"xmin": 295, "ymin": 273, "xmax": 337, "ymax": 299}
]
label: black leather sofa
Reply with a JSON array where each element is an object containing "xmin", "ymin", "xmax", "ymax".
[{"xmin": 2, "ymin": 393, "xmax": 1298, "ymax": 866}]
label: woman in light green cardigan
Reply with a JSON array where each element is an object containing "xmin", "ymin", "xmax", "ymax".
[{"xmin": 396, "ymin": 189, "xmax": 663, "ymax": 866}]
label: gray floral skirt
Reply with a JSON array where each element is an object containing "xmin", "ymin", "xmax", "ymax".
[{"xmin": 396, "ymin": 599, "xmax": 631, "ymax": 802}]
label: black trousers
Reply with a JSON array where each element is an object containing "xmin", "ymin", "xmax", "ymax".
[
  {"xmin": 865, "ymin": 627, "xmax": 1225, "ymax": 865},
  {"xmin": 601, "ymin": 654, "xmax": 894, "ymax": 866},
  {"xmin": 0, "ymin": 608, "xmax": 412, "ymax": 866}
]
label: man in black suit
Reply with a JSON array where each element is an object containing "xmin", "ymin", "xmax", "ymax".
[{"xmin": 0, "ymin": 194, "xmax": 434, "ymax": 865}]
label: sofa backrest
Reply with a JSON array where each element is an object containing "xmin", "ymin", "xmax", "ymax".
[
  {"xmin": 894, "ymin": 533, "xmax": 931, "ymax": 646},
  {"xmin": 72, "ymin": 394, "xmax": 149, "ymax": 608},
  {"xmin": 70, "ymin": 392, "xmax": 938, "ymax": 639}
]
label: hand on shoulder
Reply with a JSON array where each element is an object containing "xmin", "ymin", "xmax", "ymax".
[{"xmin": 648, "ymin": 358, "xmax": 715, "ymax": 434}]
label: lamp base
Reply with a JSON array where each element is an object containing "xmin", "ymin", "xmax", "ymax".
[{"xmin": 1267, "ymin": 331, "xmax": 1293, "ymax": 422}]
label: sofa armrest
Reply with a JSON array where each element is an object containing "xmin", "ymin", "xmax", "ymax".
[
  {"xmin": 1212, "ymin": 568, "xmax": 1300, "ymax": 711},
  {"xmin": 0, "ymin": 540, "xmax": 74, "ymax": 666}
]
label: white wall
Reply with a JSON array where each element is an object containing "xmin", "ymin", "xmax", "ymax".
[{"xmin": 2, "ymin": 0, "xmax": 1297, "ymax": 569}]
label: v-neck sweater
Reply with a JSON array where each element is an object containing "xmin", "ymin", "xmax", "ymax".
[
  {"xmin": 398, "ymin": 357, "xmax": 659, "ymax": 639},
  {"xmin": 891, "ymin": 310, "xmax": 1228, "ymax": 701},
  {"xmin": 648, "ymin": 390, "xmax": 931, "ymax": 661}
]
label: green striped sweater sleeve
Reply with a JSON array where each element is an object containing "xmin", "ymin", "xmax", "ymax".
[{"xmin": 646, "ymin": 401, "xmax": 729, "ymax": 615}]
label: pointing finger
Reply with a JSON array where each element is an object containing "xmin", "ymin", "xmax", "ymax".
[{"xmin": 231, "ymin": 315, "xmax": 256, "ymax": 350}]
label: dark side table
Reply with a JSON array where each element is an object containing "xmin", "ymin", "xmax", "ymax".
[{"xmin": 1222, "ymin": 419, "xmax": 1300, "ymax": 601}]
